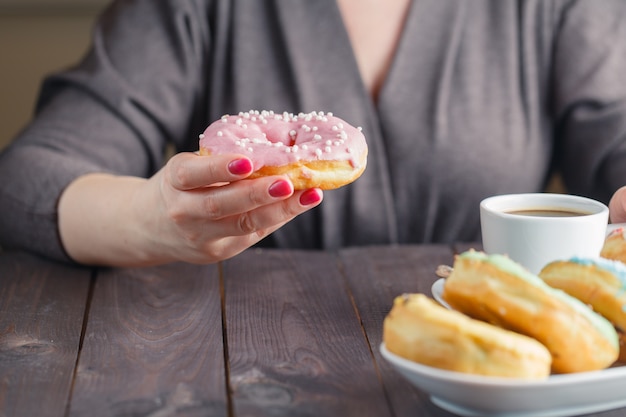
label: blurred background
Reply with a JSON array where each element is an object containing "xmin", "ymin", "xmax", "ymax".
[
  {"xmin": 0, "ymin": 0, "xmax": 565, "ymax": 193},
  {"xmin": 0, "ymin": 0, "xmax": 108, "ymax": 150}
]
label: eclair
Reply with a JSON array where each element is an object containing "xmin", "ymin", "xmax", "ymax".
[
  {"xmin": 442, "ymin": 250, "xmax": 619, "ymax": 373},
  {"xmin": 383, "ymin": 293, "xmax": 552, "ymax": 379},
  {"xmin": 540, "ymin": 256, "xmax": 626, "ymax": 361}
]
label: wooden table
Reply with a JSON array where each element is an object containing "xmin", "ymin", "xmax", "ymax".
[{"xmin": 1, "ymin": 244, "xmax": 625, "ymax": 417}]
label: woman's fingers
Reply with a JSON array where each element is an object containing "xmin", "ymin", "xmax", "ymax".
[
  {"xmin": 165, "ymin": 174, "xmax": 293, "ymax": 220},
  {"xmin": 183, "ymin": 188, "xmax": 324, "ymax": 263},
  {"xmin": 152, "ymin": 152, "xmax": 324, "ymax": 264},
  {"xmin": 218, "ymin": 188, "xmax": 323, "ymax": 237},
  {"xmin": 158, "ymin": 186, "xmax": 322, "ymax": 264},
  {"xmin": 609, "ymin": 186, "xmax": 626, "ymax": 223},
  {"xmin": 165, "ymin": 152, "xmax": 253, "ymax": 190},
  {"xmin": 169, "ymin": 174, "xmax": 322, "ymax": 235}
]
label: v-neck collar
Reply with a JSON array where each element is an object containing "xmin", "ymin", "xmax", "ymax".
[
  {"xmin": 373, "ymin": 0, "xmax": 418, "ymax": 108},
  {"xmin": 271, "ymin": 0, "xmax": 399, "ymax": 246},
  {"xmin": 331, "ymin": 0, "xmax": 418, "ymax": 109}
]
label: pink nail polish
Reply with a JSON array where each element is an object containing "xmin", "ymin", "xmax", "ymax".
[
  {"xmin": 228, "ymin": 158, "xmax": 252, "ymax": 175},
  {"xmin": 269, "ymin": 180, "xmax": 293, "ymax": 198},
  {"xmin": 299, "ymin": 189, "xmax": 322, "ymax": 206}
]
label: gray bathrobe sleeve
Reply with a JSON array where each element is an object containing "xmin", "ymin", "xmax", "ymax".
[{"xmin": 1, "ymin": 0, "xmax": 625, "ymax": 263}]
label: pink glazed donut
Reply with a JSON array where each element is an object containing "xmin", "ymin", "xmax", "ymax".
[{"xmin": 198, "ymin": 110, "xmax": 368, "ymax": 190}]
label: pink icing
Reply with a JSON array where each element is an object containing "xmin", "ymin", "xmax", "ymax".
[
  {"xmin": 199, "ymin": 110, "xmax": 367, "ymax": 170},
  {"xmin": 608, "ymin": 227, "xmax": 626, "ymax": 239}
]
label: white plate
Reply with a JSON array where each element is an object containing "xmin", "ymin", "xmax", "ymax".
[
  {"xmin": 431, "ymin": 278, "xmax": 448, "ymax": 309},
  {"xmin": 380, "ymin": 343, "xmax": 626, "ymax": 417},
  {"xmin": 417, "ymin": 227, "xmax": 626, "ymax": 417}
]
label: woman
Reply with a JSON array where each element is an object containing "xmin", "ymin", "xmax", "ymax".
[{"xmin": 1, "ymin": 0, "xmax": 625, "ymax": 266}]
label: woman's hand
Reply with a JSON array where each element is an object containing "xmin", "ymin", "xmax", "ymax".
[
  {"xmin": 58, "ymin": 152, "xmax": 323, "ymax": 266},
  {"xmin": 609, "ymin": 186, "xmax": 626, "ymax": 224}
]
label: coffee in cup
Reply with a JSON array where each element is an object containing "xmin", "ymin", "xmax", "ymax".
[{"xmin": 480, "ymin": 193, "xmax": 609, "ymax": 274}]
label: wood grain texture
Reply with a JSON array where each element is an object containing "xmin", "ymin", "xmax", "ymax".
[
  {"xmin": 0, "ymin": 251, "xmax": 92, "ymax": 417},
  {"xmin": 68, "ymin": 262, "xmax": 227, "ymax": 417},
  {"xmin": 453, "ymin": 242, "xmax": 483, "ymax": 255},
  {"xmin": 222, "ymin": 248, "xmax": 392, "ymax": 417},
  {"xmin": 2, "ymin": 245, "xmax": 626, "ymax": 417},
  {"xmin": 338, "ymin": 244, "xmax": 459, "ymax": 417}
]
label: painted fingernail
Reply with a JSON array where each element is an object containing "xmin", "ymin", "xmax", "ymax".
[
  {"xmin": 269, "ymin": 180, "xmax": 293, "ymax": 198},
  {"xmin": 299, "ymin": 189, "xmax": 322, "ymax": 206},
  {"xmin": 228, "ymin": 158, "xmax": 253, "ymax": 175}
]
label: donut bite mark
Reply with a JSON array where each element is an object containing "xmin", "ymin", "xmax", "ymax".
[
  {"xmin": 383, "ymin": 293, "xmax": 552, "ymax": 379},
  {"xmin": 442, "ymin": 250, "xmax": 619, "ymax": 374},
  {"xmin": 198, "ymin": 110, "xmax": 368, "ymax": 190}
]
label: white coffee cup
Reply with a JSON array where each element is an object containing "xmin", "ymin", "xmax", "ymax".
[{"xmin": 480, "ymin": 193, "xmax": 609, "ymax": 274}]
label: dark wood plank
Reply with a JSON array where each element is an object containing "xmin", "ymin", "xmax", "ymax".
[
  {"xmin": 338, "ymin": 244, "xmax": 458, "ymax": 417},
  {"xmin": 222, "ymin": 248, "xmax": 392, "ymax": 417},
  {"xmin": 453, "ymin": 241, "xmax": 482, "ymax": 254},
  {"xmin": 0, "ymin": 251, "xmax": 92, "ymax": 417},
  {"xmin": 68, "ymin": 262, "xmax": 227, "ymax": 417}
]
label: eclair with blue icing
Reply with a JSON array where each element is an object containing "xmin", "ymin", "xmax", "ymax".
[
  {"xmin": 539, "ymin": 255, "xmax": 626, "ymax": 361},
  {"xmin": 443, "ymin": 250, "xmax": 619, "ymax": 373}
]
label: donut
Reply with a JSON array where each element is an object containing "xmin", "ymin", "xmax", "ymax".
[
  {"xmin": 198, "ymin": 110, "xmax": 368, "ymax": 190},
  {"xmin": 539, "ymin": 256, "xmax": 626, "ymax": 361},
  {"xmin": 601, "ymin": 227, "xmax": 626, "ymax": 263},
  {"xmin": 383, "ymin": 293, "xmax": 552, "ymax": 379},
  {"xmin": 442, "ymin": 250, "xmax": 619, "ymax": 373}
]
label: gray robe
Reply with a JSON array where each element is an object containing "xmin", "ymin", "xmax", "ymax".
[{"xmin": 1, "ymin": 0, "xmax": 626, "ymax": 262}]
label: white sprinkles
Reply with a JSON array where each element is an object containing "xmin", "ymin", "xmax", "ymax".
[{"xmin": 201, "ymin": 110, "xmax": 361, "ymax": 160}]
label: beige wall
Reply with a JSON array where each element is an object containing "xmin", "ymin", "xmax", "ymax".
[{"xmin": 0, "ymin": 0, "xmax": 107, "ymax": 150}]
